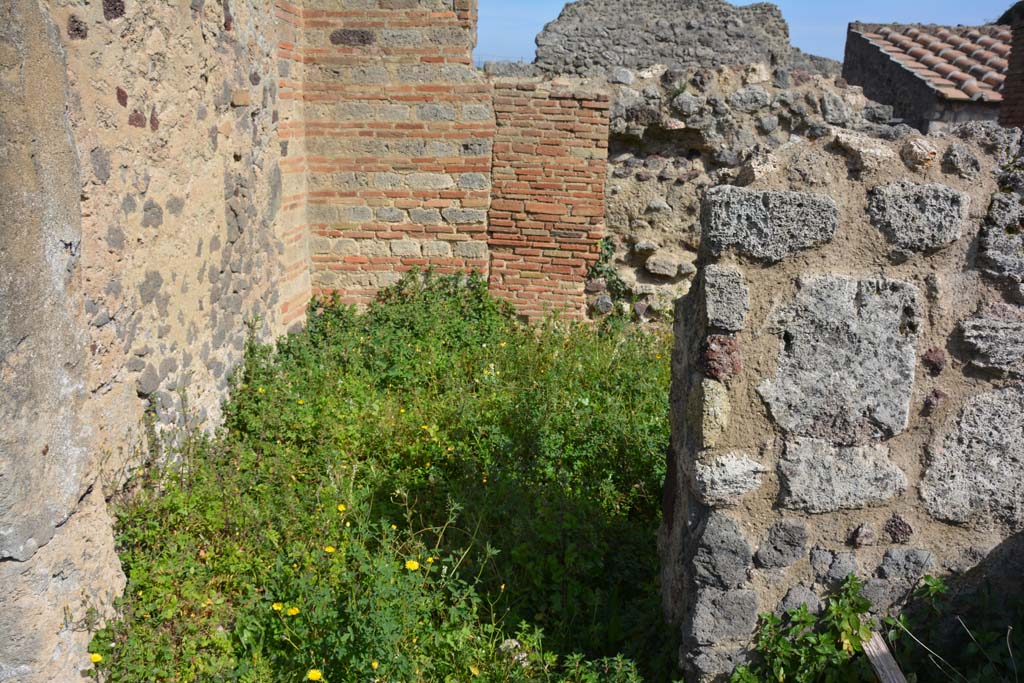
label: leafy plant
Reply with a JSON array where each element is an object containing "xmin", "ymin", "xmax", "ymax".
[
  {"xmin": 587, "ymin": 238, "xmax": 630, "ymax": 302},
  {"xmin": 888, "ymin": 575, "xmax": 1023, "ymax": 683},
  {"xmin": 731, "ymin": 575, "xmax": 876, "ymax": 683}
]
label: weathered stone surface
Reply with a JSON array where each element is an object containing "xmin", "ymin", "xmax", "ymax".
[
  {"xmin": 811, "ymin": 548, "xmax": 859, "ymax": 584},
  {"xmin": 780, "ymin": 438, "xmax": 908, "ymax": 513},
  {"xmin": 756, "ymin": 520, "xmax": 809, "ymax": 568},
  {"xmin": 780, "ymin": 586, "xmax": 823, "ymax": 614},
  {"xmin": 693, "ymin": 452, "xmax": 767, "ymax": 506},
  {"xmin": 702, "ymin": 335, "xmax": 742, "ymax": 381},
  {"xmin": 759, "ymin": 276, "xmax": 920, "ymax": 444},
  {"xmin": 702, "ymin": 186, "xmax": 838, "ymax": 262},
  {"xmin": 1, "ymin": 0, "xmax": 90, "ymax": 564},
  {"xmin": 690, "ymin": 588, "xmax": 759, "ymax": 645},
  {"xmin": 878, "ymin": 548, "xmax": 934, "ymax": 585},
  {"xmin": 703, "ymin": 265, "xmax": 749, "ymax": 332},
  {"xmin": 694, "ymin": 378, "xmax": 731, "ymax": 449},
  {"xmin": 534, "ymin": 0, "xmax": 837, "ymax": 77},
  {"xmin": 899, "ymin": 137, "xmax": 938, "ymax": 170},
  {"xmin": 981, "ymin": 192, "xmax": 1024, "ymax": 291},
  {"xmin": 693, "ymin": 512, "xmax": 753, "ymax": 590},
  {"xmin": 943, "ymin": 142, "xmax": 981, "ymax": 179},
  {"xmin": 867, "ymin": 181, "xmax": 969, "ymax": 253},
  {"xmin": 0, "ymin": 488, "xmax": 124, "ymax": 683},
  {"xmin": 921, "ymin": 387, "xmax": 1024, "ymax": 529},
  {"xmin": 835, "ymin": 130, "xmax": 898, "ymax": 173},
  {"xmin": 884, "ymin": 514, "xmax": 913, "ymax": 544},
  {"xmin": 960, "ymin": 305, "xmax": 1024, "ymax": 377},
  {"xmin": 646, "ymin": 252, "xmax": 685, "ymax": 278},
  {"xmin": 849, "ymin": 523, "xmax": 877, "ymax": 548}
]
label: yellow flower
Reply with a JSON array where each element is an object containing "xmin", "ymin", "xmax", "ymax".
[
  {"xmin": 90, "ymin": 653, "xmax": 103, "ymax": 664},
  {"xmin": 345, "ymin": 521, "xmax": 351, "ymax": 528},
  {"xmin": 272, "ymin": 602, "xmax": 283, "ymax": 611},
  {"xmin": 405, "ymin": 560, "xmax": 420, "ymax": 571},
  {"xmin": 421, "ymin": 424, "xmax": 429, "ymax": 431},
  {"xmin": 307, "ymin": 669, "xmax": 323, "ymax": 681},
  {"xmin": 298, "ymin": 399, "xmax": 305, "ymax": 405},
  {"xmin": 399, "ymin": 408, "xmax": 406, "ymax": 414},
  {"xmin": 371, "ymin": 660, "xmax": 379, "ymax": 671},
  {"xmin": 324, "ymin": 546, "xmax": 336, "ymax": 554},
  {"xmin": 470, "ymin": 664, "xmax": 481, "ymax": 676},
  {"xmin": 500, "ymin": 341, "xmax": 507, "ymax": 348},
  {"xmin": 337, "ymin": 504, "xmax": 347, "ymax": 512},
  {"xmin": 390, "ymin": 524, "xmax": 397, "ymax": 530},
  {"xmin": 287, "ymin": 607, "xmax": 300, "ymax": 616},
  {"xmin": 426, "ymin": 557, "xmax": 434, "ymax": 564},
  {"xmin": 257, "ymin": 387, "xmax": 265, "ymax": 394}
]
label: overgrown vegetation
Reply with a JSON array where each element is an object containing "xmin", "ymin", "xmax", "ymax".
[
  {"xmin": 88, "ymin": 272, "xmax": 675, "ymax": 682},
  {"xmin": 888, "ymin": 575, "xmax": 1024, "ymax": 683},
  {"xmin": 731, "ymin": 576, "xmax": 876, "ymax": 683}
]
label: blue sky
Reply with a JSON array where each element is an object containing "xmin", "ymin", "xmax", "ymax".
[{"xmin": 476, "ymin": 0, "xmax": 1013, "ymax": 64}]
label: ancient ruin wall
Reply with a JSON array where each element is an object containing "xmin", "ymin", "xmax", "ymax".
[
  {"xmin": 659, "ymin": 118, "xmax": 1024, "ymax": 681},
  {"xmin": 1, "ymin": 1, "xmax": 296, "ymax": 680},
  {"xmin": 488, "ymin": 79, "xmax": 610, "ymax": 319},
  {"xmin": 291, "ymin": 0, "xmax": 495, "ymax": 305},
  {"xmin": 533, "ymin": 0, "xmax": 839, "ymax": 78}
]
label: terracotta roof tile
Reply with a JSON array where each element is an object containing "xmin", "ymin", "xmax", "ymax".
[{"xmin": 851, "ymin": 21, "xmax": 1012, "ymax": 104}]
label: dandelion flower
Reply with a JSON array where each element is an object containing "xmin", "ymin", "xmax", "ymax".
[
  {"xmin": 421, "ymin": 424, "xmax": 429, "ymax": 431},
  {"xmin": 324, "ymin": 546, "xmax": 336, "ymax": 554},
  {"xmin": 470, "ymin": 664, "xmax": 481, "ymax": 676},
  {"xmin": 405, "ymin": 560, "xmax": 420, "ymax": 571},
  {"xmin": 90, "ymin": 653, "xmax": 103, "ymax": 664},
  {"xmin": 298, "ymin": 399, "xmax": 305, "ymax": 405},
  {"xmin": 287, "ymin": 607, "xmax": 300, "ymax": 616},
  {"xmin": 371, "ymin": 660, "xmax": 379, "ymax": 671},
  {"xmin": 272, "ymin": 602, "xmax": 283, "ymax": 611},
  {"xmin": 337, "ymin": 504, "xmax": 346, "ymax": 512},
  {"xmin": 307, "ymin": 670, "xmax": 323, "ymax": 681},
  {"xmin": 390, "ymin": 524, "xmax": 397, "ymax": 530},
  {"xmin": 426, "ymin": 557, "xmax": 434, "ymax": 564}
]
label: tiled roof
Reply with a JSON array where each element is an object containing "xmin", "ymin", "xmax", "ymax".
[{"xmin": 851, "ymin": 23, "xmax": 1011, "ymax": 103}]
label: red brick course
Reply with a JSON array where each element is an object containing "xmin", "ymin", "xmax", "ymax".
[{"xmin": 487, "ymin": 80, "xmax": 610, "ymax": 320}]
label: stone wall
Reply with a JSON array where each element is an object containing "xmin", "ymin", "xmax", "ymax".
[
  {"xmin": 593, "ymin": 63, "xmax": 899, "ymax": 320},
  {"xmin": 290, "ymin": 0, "xmax": 495, "ymax": 306},
  {"xmin": 489, "ymin": 78, "xmax": 609, "ymax": 319},
  {"xmin": 534, "ymin": 0, "xmax": 839, "ymax": 78},
  {"xmin": 659, "ymin": 117, "xmax": 1024, "ymax": 681},
  {"xmin": 1, "ymin": 1, "xmax": 295, "ymax": 680}
]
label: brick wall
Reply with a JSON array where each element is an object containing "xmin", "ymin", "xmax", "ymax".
[
  {"xmin": 1001, "ymin": 20, "xmax": 1024, "ymax": 128},
  {"xmin": 488, "ymin": 79, "xmax": 610, "ymax": 319},
  {"xmin": 282, "ymin": 0, "xmax": 495, "ymax": 306}
]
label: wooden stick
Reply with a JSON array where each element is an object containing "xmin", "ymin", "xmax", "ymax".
[{"xmin": 864, "ymin": 631, "xmax": 908, "ymax": 683}]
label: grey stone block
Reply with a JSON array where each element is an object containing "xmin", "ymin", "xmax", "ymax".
[
  {"xmin": 960, "ymin": 305, "xmax": 1024, "ymax": 377},
  {"xmin": 982, "ymin": 192, "xmax": 1024, "ymax": 288},
  {"xmin": 693, "ymin": 452, "xmax": 767, "ymax": 507},
  {"xmin": 780, "ymin": 586, "xmax": 823, "ymax": 615},
  {"xmin": 810, "ymin": 548, "xmax": 859, "ymax": 584},
  {"xmin": 878, "ymin": 548, "xmax": 934, "ymax": 585},
  {"xmin": 693, "ymin": 512, "xmax": 752, "ymax": 589},
  {"xmin": 442, "ymin": 208, "xmax": 486, "ymax": 225},
  {"xmin": 690, "ymin": 588, "xmax": 759, "ymax": 645},
  {"xmin": 921, "ymin": 387, "xmax": 1024, "ymax": 529},
  {"xmin": 703, "ymin": 265, "xmax": 749, "ymax": 332},
  {"xmin": 728, "ymin": 86, "xmax": 770, "ymax": 113},
  {"xmin": 608, "ymin": 67, "xmax": 635, "ymax": 85},
  {"xmin": 759, "ymin": 276, "xmax": 920, "ymax": 444},
  {"xmin": 453, "ymin": 240, "xmax": 488, "ymax": 259},
  {"xmin": 756, "ymin": 520, "xmax": 808, "ymax": 569},
  {"xmin": 943, "ymin": 142, "xmax": 981, "ymax": 180},
  {"xmin": 780, "ymin": 438, "xmax": 907, "ymax": 513},
  {"xmin": 702, "ymin": 186, "xmax": 838, "ymax": 262},
  {"xmin": 867, "ymin": 181, "xmax": 969, "ymax": 253}
]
